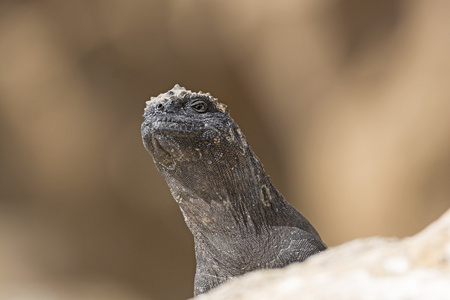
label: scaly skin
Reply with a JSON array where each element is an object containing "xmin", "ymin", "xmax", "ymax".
[{"xmin": 141, "ymin": 85, "xmax": 326, "ymax": 296}]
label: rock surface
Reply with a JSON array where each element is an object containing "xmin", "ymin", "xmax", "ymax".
[{"xmin": 193, "ymin": 209, "xmax": 450, "ymax": 300}]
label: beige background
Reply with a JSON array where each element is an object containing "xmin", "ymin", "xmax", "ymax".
[{"xmin": 1, "ymin": 1, "xmax": 449, "ymax": 299}]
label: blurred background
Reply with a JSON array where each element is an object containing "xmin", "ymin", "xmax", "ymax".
[{"xmin": 1, "ymin": 0, "xmax": 449, "ymax": 299}]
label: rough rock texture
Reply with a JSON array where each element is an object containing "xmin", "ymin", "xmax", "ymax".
[{"xmin": 194, "ymin": 208, "xmax": 450, "ymax": 300}]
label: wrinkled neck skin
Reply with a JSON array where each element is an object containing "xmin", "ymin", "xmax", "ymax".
[{"xmin": 150, "ymin": 122, "xmax": 291, "ymax": 240}]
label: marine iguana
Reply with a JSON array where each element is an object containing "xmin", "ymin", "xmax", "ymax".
[{"xmin": 141, "ymin": 85, "xmax": 326, "ymax": 296}]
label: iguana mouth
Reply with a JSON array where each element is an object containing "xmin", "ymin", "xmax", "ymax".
[{"xmin": 148, "ymin": 116, "xmax": 206, "ymax": 137}]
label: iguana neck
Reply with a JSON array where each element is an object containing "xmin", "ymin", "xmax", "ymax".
[{"xmin": 160, "ymin": 140, "xmax": 286, "ymax": 240}]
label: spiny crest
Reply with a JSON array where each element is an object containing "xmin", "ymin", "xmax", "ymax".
[{"xmin": 145, "ymin": 84, "xmax": 227, "ymax": 113}]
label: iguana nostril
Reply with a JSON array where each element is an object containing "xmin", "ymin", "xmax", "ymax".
[{"xmin": 156, "ymin": 103, "xmax": 164, "ymax": 111}]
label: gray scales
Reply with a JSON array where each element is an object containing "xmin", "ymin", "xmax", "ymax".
[{"xmin": 141, "ymin": 85, "xmax": 326, "ymax": 296}]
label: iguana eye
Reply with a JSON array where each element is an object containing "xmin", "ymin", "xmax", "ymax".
[{"xmin": 190, "ymin": 100, "xmax": 208, "ymax": 113}]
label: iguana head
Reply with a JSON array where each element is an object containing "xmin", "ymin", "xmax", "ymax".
[{"xmin": 141, "ymin": 84, "xmax": 246, "ymax": 171}]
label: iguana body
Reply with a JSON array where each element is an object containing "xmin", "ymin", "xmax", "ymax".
[{"xmin": 141, "ymin": 85, "xmax": 326, "ymax": 296}]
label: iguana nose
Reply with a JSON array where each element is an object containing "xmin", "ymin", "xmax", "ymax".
[{"xmin": 156, "ymin": 103, "xmax": 164, "ymax": 111}]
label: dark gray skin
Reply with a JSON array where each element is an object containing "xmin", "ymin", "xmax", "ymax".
[{"xmin": 141, "ymin": 85, "xmax": 326, "ymax": 296}]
